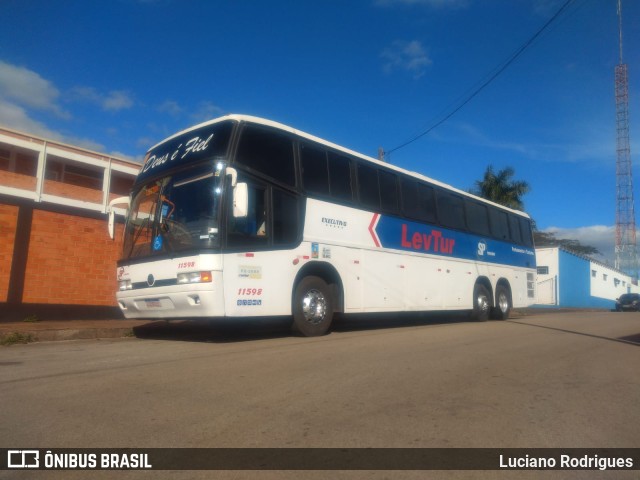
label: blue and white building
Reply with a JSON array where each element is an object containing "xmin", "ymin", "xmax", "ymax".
[{"xmin": 535, "ymin": 247, "xmax": 639, "ymax": 308}]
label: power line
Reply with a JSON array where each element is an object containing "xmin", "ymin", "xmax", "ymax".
[{"xmin": 384, "ymin": 0, "xmax": 578, "ymax": 158}]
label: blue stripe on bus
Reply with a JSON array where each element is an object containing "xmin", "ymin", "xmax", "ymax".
[{"xmin": 373, "ymin": 214, "xmax": 536, "ymax": 268}]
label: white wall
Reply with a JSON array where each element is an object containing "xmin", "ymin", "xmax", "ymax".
[
  {"xmin": 590, "ymin": 260, "xmax": 640, "ymax": 300},
  {"xmin": 535, "ymin": 248, "xmax": 559, "ymax": 305}
]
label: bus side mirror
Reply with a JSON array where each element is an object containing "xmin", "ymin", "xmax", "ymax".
[
  {"xmin": 108, "ymin": 196, "xmax": 130, "ymax": 239},
  {"xmin": 233, "ymin": 183, "xmax": 248, "ymax": 218}
]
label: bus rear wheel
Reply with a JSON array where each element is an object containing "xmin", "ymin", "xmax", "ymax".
[
  {"xmin": 472, "ymin": 283, "xmax": 491, "ymax": 322},
  {"xmin": 490, "ymin": 285, "xmax": 511, "ymax": 320},
  {"xmin": 292, "ymin": 276, "xmax": 334, "ymax": 337}
]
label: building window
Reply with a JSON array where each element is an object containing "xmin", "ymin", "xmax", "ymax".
[
  {"xmin": 537, "ymin": 266, "xmax": 549, "ymax": 275},
  {"xmin": 591, "ymin": 270, "xmax": 597, "ymax": 278},
  {"xmin": 614, "ymin": 278, "xmax": 620, "ymax": 287},
  {"xmin": 603, "ymin": 274, "xmax": 608, "ymax": 281}
]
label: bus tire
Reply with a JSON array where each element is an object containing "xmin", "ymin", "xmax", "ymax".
[
  {"xmin": 472, "ymin": 283, "xmax": 491, "ymax": 322},
  {"xmin": 292, "ymin": 276, "xmax": 334, "ymax": 337},
  {"xmin": 491, "ymin": 285, "xmax": 511, "ymax": 320}
]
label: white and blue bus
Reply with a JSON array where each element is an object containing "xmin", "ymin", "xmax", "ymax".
[{"xmin": 111, "ymin": 114, "xmax": 536, "ymax": 336}]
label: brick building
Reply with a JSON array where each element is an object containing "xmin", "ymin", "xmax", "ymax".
[{"xmin": 0, "ymin": 127, "xmax": 139, "ymax": 320}]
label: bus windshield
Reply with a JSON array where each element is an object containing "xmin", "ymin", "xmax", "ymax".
[{"xmin": 122, "ymin": 163, "xmax": 224, "ymax": 259}]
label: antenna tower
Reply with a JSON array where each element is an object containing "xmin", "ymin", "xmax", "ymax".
[{"xmin": 615, "ymin": 0, "xmax": 638, "ymax": 278}]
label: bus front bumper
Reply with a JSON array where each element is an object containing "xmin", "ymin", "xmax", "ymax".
[{"xmin": 116, "ymin": 283, "xmax": 225, "ymax": 319}]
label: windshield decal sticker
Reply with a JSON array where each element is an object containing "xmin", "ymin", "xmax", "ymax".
[
  {"xmin": 152, "ymin": 235, "xmax": 163, "ymax": 251},
  {"xmin": 142, "ymin": 134, "xmax": 214, "ymax": 175}
]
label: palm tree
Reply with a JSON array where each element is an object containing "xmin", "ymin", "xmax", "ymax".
[{"xmin": 472, "ymin": 165, "xmax": 530, "ymax": 211}]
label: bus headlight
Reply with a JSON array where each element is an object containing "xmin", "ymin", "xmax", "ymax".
[
  {"xmin": 177, "ymin": 271, "xmax": 213, "ymax": 284},
  {"xmin": 118, "ymin": 280, "xmax": 132, "ymax": 291}
]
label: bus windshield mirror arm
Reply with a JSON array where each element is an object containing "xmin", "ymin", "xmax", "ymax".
[
  {"xmin": 107, "ymin": 196, "xmax": 130, "ymax": 239},
  {"xmin": 226, "ymin": 167, "xmax": 238, "ymax": 187}
]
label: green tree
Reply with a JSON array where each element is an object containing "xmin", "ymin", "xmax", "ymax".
[
  {"xmin": 472, "ymin": 165, "xmax": 530, "ymax": 211},
  {"xmin": 533, "ymin": 230, "xmax": 601, "ymax": 257},
  {"xmin": 472, "ymin": 165, "xmax": 602, "ymax": 257}
]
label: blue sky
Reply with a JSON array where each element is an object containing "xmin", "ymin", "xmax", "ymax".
[{"xmin": 0, "ymin": 0, "xmax": 639, "ymax": 262}]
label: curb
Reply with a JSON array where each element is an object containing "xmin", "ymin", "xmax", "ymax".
[
  {"xmin": 0, "ymin": 326, "xmax": 136, "ymax": 345},
  {"xmin": 0, "ymin": 319, "xmax": 155, "ymax": 346}
]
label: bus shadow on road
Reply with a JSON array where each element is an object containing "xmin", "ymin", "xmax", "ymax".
[
  {"xmin": 507, "ymin": 320, "xmax": 640, "ymax": 347},
  {"xmin": 618, "ymin": 333, "xmax": 640, "ymax": 345},
  {"xmin": 132, "ymin": 317, "xmax": 294, "ymax": 343},
  {"xmin": 332, "ymin": 311, "xmax": 471, "ymax": 333},
  {"xmin": 131, "ymin": 312, "xmax": 472, "ymax": 343}
]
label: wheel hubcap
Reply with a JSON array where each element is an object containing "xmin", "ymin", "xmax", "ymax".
[
  {"xmin": 498, "ymin": 293, "xmax": 509, "ymax": 313},
  {"xmin": 477, "ymin": 294, "xmax": 490, "ymax": 313},
  {"xmin": 301, "ymin": 289, "xmax": 327, "ymax": 325}
]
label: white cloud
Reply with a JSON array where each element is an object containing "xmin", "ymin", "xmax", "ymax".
[
  {"xmin": 189, "ymin": 101, "xmax": 224, "ymax": 124},
  {"xmin": 157, "ymin": 100, "xmax": 183, "ymax": 117},
  {"xmin": 69, "ymin": 86, "xmax": 134, "ymax": 112},
  {"xmin": 136, "ymin": 136, "xmax": 157, "ymax": 150},
  {"xmin": 542, "ymin": 225, "xmax": 616, "ymax": 264},
  {"xmin": 0, "ymin": 98, "xmax": 63, "ymax": 139},
  {"xmin": 0, "ymin": 98, "xmax": 107, "ymax": 151},
  {"xmin": 381, "ymin": 40, "xmax": 432, "ymax": 79},
  {"xmin": 102, "ymin": 90, "xmax": 134, "ymax": 111},
  {"xmin": 455, "ymin": 123, "xmax": 534, "ymax": 156},
  {"xmin": 0, "ymin": 60, "xmax": 69, "ymax": 118},
  {"xmin": 450, "ymin": 122, "xmax": 618, "ymax": 165}
]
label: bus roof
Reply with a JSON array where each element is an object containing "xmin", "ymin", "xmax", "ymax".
[{"xmin": 148, "ymin": 114, "xmax": 531, "ymax": 219}]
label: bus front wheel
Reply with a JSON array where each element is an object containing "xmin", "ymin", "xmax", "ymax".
[{"xmin": 292, "ymin": 276, "xmax": 334, "ymax": 337}]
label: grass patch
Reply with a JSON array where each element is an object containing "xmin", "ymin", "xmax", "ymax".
[
  {"xmin": 1, "ymin": 332, "xmax": 35, "ymax": 346},
  {"xmin": 23, "ymin": 314, "xmax": 40, "ymax": 323}
]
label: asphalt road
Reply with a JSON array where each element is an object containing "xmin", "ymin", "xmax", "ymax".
[{"xmin": 1, "ymin": 311, "xmax": 639, "ymax": 480}]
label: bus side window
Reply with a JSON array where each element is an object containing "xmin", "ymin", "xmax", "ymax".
[
  {"xmin": 357, "ymin": 163, "xmax": 380, "ymax": 209},
  {"xmin": 236, "ymin": 126, "xmax": 295, "ymax": 187},
  {"xmin": 328, "ymin": 152, "xmax": 353, "ymax": 202},
  {"xmin": 401, "ymin": 178, "xmax": 419, "ymax": 219},
  {"xmin": 300, "ymin": 144, "xmax": 329, "ymax": 196},
  {"xmin": 418, "ymin": 184, "xmax": 436, "ymax": 223},
  {"xmin": 227, "ymin": 181, "xmax": 268, "ymax": 247},
  {"xmin": 489, "ymin": 208, "xmax": 509, "ymax": 241},
  {"xmin": 402, "ymin": 179, "xmax": 436, "ymax": 223},
  {"xmin": 466, "ymin": 201, "xmax": 490, "ymax": 237},
  {"xmin": 508, "ymin": 214, "xmax": 523, "ymax": 244},
  {"xmin": 273, "ymin": 189, "xmax": 299, "ymax": 245},
  {"xmin": 437, "ymin": 191, "xmax": 466, "ymax": 230},
  {"xmin": 519, "ymin": 217, "xmax": 534, "ymax": 247},
  {"xmin": 379, "ymin": 169, "xmax": 399, "ymax": 214}
]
